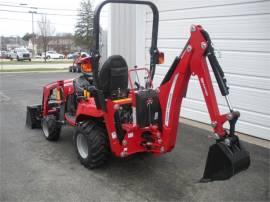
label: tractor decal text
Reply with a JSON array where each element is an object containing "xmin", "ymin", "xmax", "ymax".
[
  {"xmin": 165, "ymin": 73, "xmax": 179, "ymax": 126},
  {"xmin": 200, "ymin": 77, "xmax": 208, "ymax": 96}
]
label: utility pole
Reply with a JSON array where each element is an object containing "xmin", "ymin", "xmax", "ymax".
[{"xmin": 29, "ymin": 9, "xmax": 37, "ymax": 57}]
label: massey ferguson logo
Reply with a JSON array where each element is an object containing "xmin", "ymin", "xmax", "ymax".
[{"xmin": 200, "ymin": 77, "xmax": 208, "ymax": 96}]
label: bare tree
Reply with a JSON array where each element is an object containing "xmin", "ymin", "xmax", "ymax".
[{"xmin": 38, "ymin": 15, "xmax": 55, "ymax": 62}]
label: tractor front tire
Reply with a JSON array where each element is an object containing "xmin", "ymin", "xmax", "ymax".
[
  {"xmin": 41, "ymin": 115, "xmax": 61, "ymax": 141},
  {"xmin": 75, "ymin": 121, "xmax": 109, "ymax": 169},
  {"xmin": 77, "ymin": 66, "xmax": 81, "ymax": 73}
]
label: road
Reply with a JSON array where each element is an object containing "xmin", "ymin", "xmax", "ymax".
[{"xmin": 0, "ymin": 72, "xmax": 269, "ymax": 201}]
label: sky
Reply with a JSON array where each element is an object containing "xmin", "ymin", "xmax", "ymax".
[{"xmin": 0, "ymin": 0, "xmax": 107, "ymax": 37}]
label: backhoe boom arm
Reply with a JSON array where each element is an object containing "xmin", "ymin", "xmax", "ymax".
[{"xmin": 159, "ymin": 25, "xmax": 237, "ymax": 151}]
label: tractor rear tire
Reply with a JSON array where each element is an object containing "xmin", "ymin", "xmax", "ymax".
[
  {"xmin": 74, "ymin": 121, "xmax": 109, "ymax": 169},
  {"xmin": 72, "ymin": 67, "xmax": 76, "ymax": 73},
  {"xmin": 41, "ymin": 115, "xmax": 61, "ymax": 141}
]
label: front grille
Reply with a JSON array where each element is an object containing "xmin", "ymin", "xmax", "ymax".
[{"xmin": 23, "ymin": 54, "xmax": 30, "ymax": 58}]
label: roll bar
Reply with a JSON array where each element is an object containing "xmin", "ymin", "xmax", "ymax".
[{"xmin": 92, "ymin": 0, "xmax": 159, "ymax": 85}]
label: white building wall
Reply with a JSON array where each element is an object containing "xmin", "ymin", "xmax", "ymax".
[
  {"xmin": 109, "ymin": 0, "xmax": 270, "ymax": 140},
  {"xmin": 108, "ymin": 4, "xmax": 145, "ymax": 68}
]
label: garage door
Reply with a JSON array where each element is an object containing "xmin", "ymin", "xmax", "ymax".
[{"xmin": 145, "ymin": 0, "xmax": 270, "ymax": 140}]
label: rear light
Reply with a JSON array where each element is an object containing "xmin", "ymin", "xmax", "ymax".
[
  {"xmin": 158, "ymin": 52, "xmax": 164, "ymax": 64},
  {"xmin": 81, "ymin": 63, "xmax": 92, "ymax": 73},
  {"xmin": 78, "ymin": 56, "xmax": 93, "ymax": 73}
]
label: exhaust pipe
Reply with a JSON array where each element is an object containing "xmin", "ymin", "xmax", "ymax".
[{"xmin": 200, "ymin": 135, "xmax": 250, "ymax": 182}]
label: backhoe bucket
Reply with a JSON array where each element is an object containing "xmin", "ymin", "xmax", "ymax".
[{"xmin": 200, "ymin": 136, "xmax": 250, "ymax": 182}]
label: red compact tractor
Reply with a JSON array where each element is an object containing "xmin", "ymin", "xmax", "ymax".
[
  {"xmin": 26, "ymin": 0, "xmax": 250, "ymax": 182},
  {"xmin": 69, "ymin": 53, "xmax": 88, "ymax": 73}
]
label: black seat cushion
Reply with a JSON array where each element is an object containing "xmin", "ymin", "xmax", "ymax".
[{"xmin": 98, "ymin": 55, "xmax": 128, "ymax": 98}]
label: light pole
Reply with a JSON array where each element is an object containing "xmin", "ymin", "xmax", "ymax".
[{"xmin": 29, "ymin": 9, "xmax": 37, "ymax": 57}]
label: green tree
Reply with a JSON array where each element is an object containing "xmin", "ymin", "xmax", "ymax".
[
  {"xmin": 22, "ymin": 33, "xmax": 35, "ymax": 42},
  {"xmin": 74, "ymin": 0, "xmax": 94, "ymax": 50}
]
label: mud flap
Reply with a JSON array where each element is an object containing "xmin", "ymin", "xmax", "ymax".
[
  {"xmin": 200, "ymin": 135, "xmax": 250, "ymax": 182},
  {"xmin": 26, "ymin": 105, "xmax": 42, "ymax": 129}
]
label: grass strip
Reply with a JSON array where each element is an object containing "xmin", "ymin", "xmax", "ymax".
[
  {"xmin": 0, "ymin": 60, "xmax": 72, "ymax": 65},
  {"xmin": 0, "ymin": 68, "xmax": 68, "ymax": 72}
]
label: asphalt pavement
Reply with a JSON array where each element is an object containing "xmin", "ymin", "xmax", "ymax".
[{"xmin": 0, "ymin": 72, "xmax": 269, "ymax": 202}]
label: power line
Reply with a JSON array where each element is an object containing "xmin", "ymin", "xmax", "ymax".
[
  {"xmin": 0, "ymin": 3, "xmax": 79, "ymax": 12},
  {"xmin": 0, "ymin": 8, "xmax": 83, "ymax": 17},
  {"xmin": 0, "ymin": 0, "xmax": 26, "ymax": 4},
  {"xmin": 0, "ymin": 17, "xmax": 75, "ymax": 26},
  {"xmin": 0, "ymin": 0, "xmax": 22, "ymax": 5}
]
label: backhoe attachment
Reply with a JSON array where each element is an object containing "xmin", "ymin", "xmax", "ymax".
[
  {"xmin": 199, "ymin": 28, "xmax": 250, "ymax": 182},
  {"xmin": 158, "ymin": 25, "xmax": 250, "ymax": 182}
]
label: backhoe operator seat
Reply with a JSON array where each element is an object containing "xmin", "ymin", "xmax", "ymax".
[{"xmin": 98, "ymin": 55, "xmax": 128, "ymax": 98}]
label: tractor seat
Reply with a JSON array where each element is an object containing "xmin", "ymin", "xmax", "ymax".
[{"xmin": 98, "ymin": 55, "xmax": 128, "ymax": 98}]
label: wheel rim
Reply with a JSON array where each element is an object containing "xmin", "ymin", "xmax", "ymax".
[
  {"xmin": 77, "ymin": 133, "xmax": 88, "ymax": 159},
  {"xmin": 42, "ymin": 119, "xmax": 49, "ymax": 138}
]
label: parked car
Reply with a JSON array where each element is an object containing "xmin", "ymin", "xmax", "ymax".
[
  {"xmin": 0, "ymin": 51, "xmax": 8, "ymax": 59},
  {"xmin": 42, "ymin": 51, "xmax": 64, "ymax": 59},
  {"xmin": 67, "ymin": 52, "xmax": 77, "ymax": 59},
  {"xmin": 35, "ymin": 54, "xmax": 42, "ymax": 59},
  {"xmin": 6, "ymin": 51, "xmax": 12, "ymax": 59},
  {"xmin": 67, "ymin": 51, "xmax": 89, "ymax": 59},
  {"xmin": 9, "ymin": 48, "xmax": 32, "ymax": 61}
]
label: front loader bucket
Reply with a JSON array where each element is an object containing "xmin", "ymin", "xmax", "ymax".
[
  {"xmin": 200, "ymin": 136, "xmax": 250, "ymax": 182},
  {"xmin": 26, "ymin": 105, "xmax": 42, "ymax": 129}
]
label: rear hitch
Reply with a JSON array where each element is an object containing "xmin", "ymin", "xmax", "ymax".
[{"xmin": 200, "ymin": 135, "xmax": 250, "ymax": 182}]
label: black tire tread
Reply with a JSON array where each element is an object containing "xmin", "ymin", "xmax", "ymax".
[
  {"xmin": 42, "ymin": 115, "xmax": 61, "ymax": 141},
  {"xmin": 75, "ymin": 121, "xmax": 109, "ymax": 168}
]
